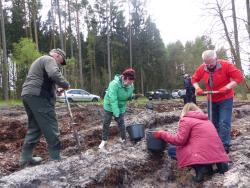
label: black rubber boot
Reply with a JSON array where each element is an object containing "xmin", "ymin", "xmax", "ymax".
[
  {"xmin": 192, "ymin": 165, "xmax": 206, "ymax": 182},
  {"xmin": 207, "ymin": 164, "xmax": 214, "ymax": 175},
  {"xmin": 216, "ymin": 163, "xmax": 229, "ymax": 174}
]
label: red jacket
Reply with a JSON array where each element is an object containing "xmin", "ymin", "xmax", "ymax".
[
  {"xmin": 192, "ymin": 59, "xmax": 243, "ymax": 102},
  {"xmin": 160, "ymin": 111, "xmax": 229, "ymax": 168}
]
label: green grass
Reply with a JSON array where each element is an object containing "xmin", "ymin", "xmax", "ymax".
[
  {"xmin": 0, "ymin": 99, "xmax": 23, "ymax": 107},
  {"xmin": 129, "ymin": 97, "xmax": 149, "ymax": 107}
]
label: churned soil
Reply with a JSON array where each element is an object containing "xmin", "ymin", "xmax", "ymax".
[{"xmin": 0, "ymin": 99, "xmax": 249, "ymax": 187}]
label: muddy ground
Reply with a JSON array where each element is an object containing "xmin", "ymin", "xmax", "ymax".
[{"xmin": 0, "ymin": 99, "xmax": 250, "ymax": 187}]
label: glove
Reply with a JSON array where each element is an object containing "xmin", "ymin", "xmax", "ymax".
[
  {"xmin": 218, "ymin": 86, "xmax": 229, "ymax": 94},
  {"xmin": 195, "ymin": 87, "xmax": 204, "ymax": 96},
  {"xmin": 153, "ymin": 130, "xmax": 165, "ymax": 139}
]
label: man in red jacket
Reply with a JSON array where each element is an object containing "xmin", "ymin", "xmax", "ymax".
[{"xmin": 192, "ymin": 50, "xmax": 243, "ymax": 153}]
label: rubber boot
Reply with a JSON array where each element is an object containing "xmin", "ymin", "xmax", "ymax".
[
  {"xmin": 216, "ymin": 163, "xmax": 229, "ymax": 174},
  {"xmin": 48, "ymin": 149, "xmax": 61, "ymax": 161},
  {"xmin": 207, "ymin": 164, "xmax": 214, "ymax": 175},
  {"xmin": 193, "ymin": 165, "xmax": 206, "ymax": 182},
  {"xmin": 19, "ymin": 147, "xmax": 32, "ymax": 167},
  {"xmin": 19, "ymin": 150, "xmax": 43, "ymax": 167}
]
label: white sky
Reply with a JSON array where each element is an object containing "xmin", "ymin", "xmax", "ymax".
[
  {"xmin": 147, "ymin": 0, "xmax": 209, "ymax": 44},
  {"xmin": 41, "ymin": 0, "xmax": 211, "ymax": 45}
]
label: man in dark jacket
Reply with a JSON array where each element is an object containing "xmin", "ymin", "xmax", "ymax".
[
  {"xmin": 19, "ymin": 48, "xmax": 70, "ymax": 167},
  {"xmin": 183, "ymin": 74, "xmax": 196, "ymax": 104}
]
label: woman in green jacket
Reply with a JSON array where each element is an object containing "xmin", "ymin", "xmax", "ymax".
[{"xmin": 98, "ymin": 68, "xmax": 135, "ymax": 150}]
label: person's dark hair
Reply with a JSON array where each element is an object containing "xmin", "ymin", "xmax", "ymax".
[{"xmin": 122, "ymin": 68, "xmax": 135, "ymax": 80}]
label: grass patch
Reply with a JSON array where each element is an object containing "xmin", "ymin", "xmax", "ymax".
[{"xmin": 0, "ymin": 99, "xmax": 23, "ymax": 107}]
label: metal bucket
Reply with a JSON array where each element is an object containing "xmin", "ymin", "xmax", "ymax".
[
  {"xmin": 146, "ymin": 130, "xmax": 166, "ymax": 152},
  {"xmin": 126, "ymin": 123, "xmax": 145, "ymax": 141}
]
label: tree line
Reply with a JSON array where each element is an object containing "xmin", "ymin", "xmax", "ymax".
[{"xmin": 0, "ymin": 0, "xmax": 249, "ymax": 100}]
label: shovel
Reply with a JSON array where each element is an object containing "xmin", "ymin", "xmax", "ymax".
[
  {"xmin": 64, "ymin": 90, "xmax": 83, "ymax": 160},
  {"xmin": 203, "ymin": 90, "xmax": 219, "ymax": 121}
]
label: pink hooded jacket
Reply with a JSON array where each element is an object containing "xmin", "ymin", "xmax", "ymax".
[{"xmin": 160, "ymin": 111, "xmax": 229, "ymax": 168}]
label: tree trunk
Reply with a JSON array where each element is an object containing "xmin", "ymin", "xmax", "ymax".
[
  {"xmin": 231, "ymin": 0, "xmax": 247, "ymax": 99},
  {"xmin": 51, "ymin": 0, "xmax": 56, "ymax": 48},
  {"xmin": 75, "ymin": 0, "xmax": 83, "ymax": 88},
  {"xmin": 22, "ymin": 0, "xmax": 29, "ymax": 37},
  {"xmin": 216, "ymin": 0, "xmax": 247, "ymax": 99},
  {"xmin": 247, "ymin": 0, "xmax": 250, "ymax": 43},
  {"xmin": 0, "ymin": 0, "xmax": 9, "ymax": 100},
  {"xmin": 106, "ymin": 0, "xmax": 111, "ymax": 82},
  {"xmin": 140, "ymin": 66, "xmax": 144, "ymax": 95},
  {"xmin": 28, "ymin": 0, "xmax": 33, "ymax": 39},
  {"xmin": 67, "ymin": 0, "xmax": 73, "ymax": 57},
  {"xmin": 56, "ymin": 0, "xmax": 64, "ymax": 50},
  {"xmin": 32, "ymin": 0, "xmax": 39, "ymax": 50},
  {"xmin": 128, "ymin": 0, "xmax": 132, "ymax": 68}
]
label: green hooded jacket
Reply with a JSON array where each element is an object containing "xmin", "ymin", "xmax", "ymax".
[{"xmin": 103, "ymin": 75, "xmax": 134, "ymax": 117}]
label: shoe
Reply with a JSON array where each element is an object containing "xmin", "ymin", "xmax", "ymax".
[
  {"xmin": 118, "ymin": 138, "xmax": 126, "ymax": 144},
  {"xmin": 19, "ymin": 156, "xmax": 43, "ymax": 167},
  {"xmin": 98, "ymin": 140, "xmax": 107, "ymax": 149}
]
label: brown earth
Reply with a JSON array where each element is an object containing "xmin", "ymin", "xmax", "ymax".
[{"xmin": 0, "ymin": 99, "xmax": 250, "ymax": 187}]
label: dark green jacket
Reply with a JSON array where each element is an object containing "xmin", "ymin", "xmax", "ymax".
[
  {"xmin": 103, "ymin": 75, "xmax": 134, "ymax": 117},
  {"xmin": 21, "ymin": 55, "xmax": 69, "ymax": 99}
]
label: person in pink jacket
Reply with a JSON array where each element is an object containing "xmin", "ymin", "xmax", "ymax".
[{"xmin": 154, "ymin": 103, "xmax": 229, "ymax": 182}]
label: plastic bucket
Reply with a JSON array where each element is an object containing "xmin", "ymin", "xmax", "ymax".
[
  {"xmin": 146, "ymin": 130, "xmax": 166, "ymax": 152},
  {"xmin": 126, "ymin": 123, "xmax": 145, "ymax": 141}
]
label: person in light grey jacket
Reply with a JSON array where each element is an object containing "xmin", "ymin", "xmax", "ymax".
[{"xmin": 19, "ymin": 49, "xmax": 70, "ymax": 167}]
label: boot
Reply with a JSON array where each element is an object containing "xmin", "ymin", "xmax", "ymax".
[
  {"xmin": 193, "ymin": 165, "xmax": 206, "ymax": 182},
  {"xmin": 98, "ymin": 140, "xmax": 107, "ymax": 149},
  {"xmin": 19, "ymin": 156, "xmax": 43, "ymax": 167},
  {"xmin": 48, "ymin": 149, "xmax": 61, "ymax": 161},
  {"xmin": 19, "ymin": 147, "xmax": 33, "ymax": 167},
  {"xmin": 207, "ymin": 164, "xmax": 214, "ymax": 175},
  {"xmin": 216, "ymin": 163, "xmax": 229, "ymax": 174}
]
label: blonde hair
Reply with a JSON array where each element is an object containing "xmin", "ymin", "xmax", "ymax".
[{"xmin": 180, "ymin": 103, "xmax": 202, "ymax": 118}]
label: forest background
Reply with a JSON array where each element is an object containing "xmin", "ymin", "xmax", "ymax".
[{"xmin": 0, "ymin": 0, "xmax": 250, "ymax": 100}]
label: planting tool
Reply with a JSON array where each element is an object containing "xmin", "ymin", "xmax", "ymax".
[{"xmin": 64, "ymin": 90, "xmax": 83, "ymax": 160}]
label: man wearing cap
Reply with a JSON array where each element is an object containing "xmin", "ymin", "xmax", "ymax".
[
  {"xmin": 98, "ymin": 68, "xmax": 135, "ymax": 150},
  {"xmin": 19, "ymin": 48, "xmax": 70, "ymax": 167},
  {"xmin": 191, "ymin": 50, "xmax": 243, "ymax": 153}
]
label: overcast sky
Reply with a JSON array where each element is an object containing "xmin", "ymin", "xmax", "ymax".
[
  {"xmin": 41, "ymin": 0, "xmax": 211, "ymax": 45},
  {"xmin": 40, "ymin": 0, "xmax": 248, "ymax": 60},
  {"xmin": 147, "ymin": 0, "xmax": 210, "ymax": 44}
]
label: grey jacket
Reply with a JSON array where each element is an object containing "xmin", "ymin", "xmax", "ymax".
[{"xmin": 21, "ymin": 55, "xmax": 69, "ymax": 99}]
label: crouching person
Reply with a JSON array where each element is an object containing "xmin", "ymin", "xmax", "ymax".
[
  {"xmin": 154, "ymin": 103, "xmax": 229, "ymax": 182},
  {"xmin": 98, "ymin": 68, "xmax": 135, "ymax": 150}
]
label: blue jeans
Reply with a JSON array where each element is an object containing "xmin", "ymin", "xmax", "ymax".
[
  {"xmin": 208, "ymin": 98, "xmax": 233, "ymax": 151},
  {"xmin": 167, "ymin": 144, "xmax": 176, "ymax": 159}
]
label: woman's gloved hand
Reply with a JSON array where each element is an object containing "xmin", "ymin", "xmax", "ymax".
[{"xmin": 153, "ymin": 130, "xmax": 165, "ymax": 139}]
